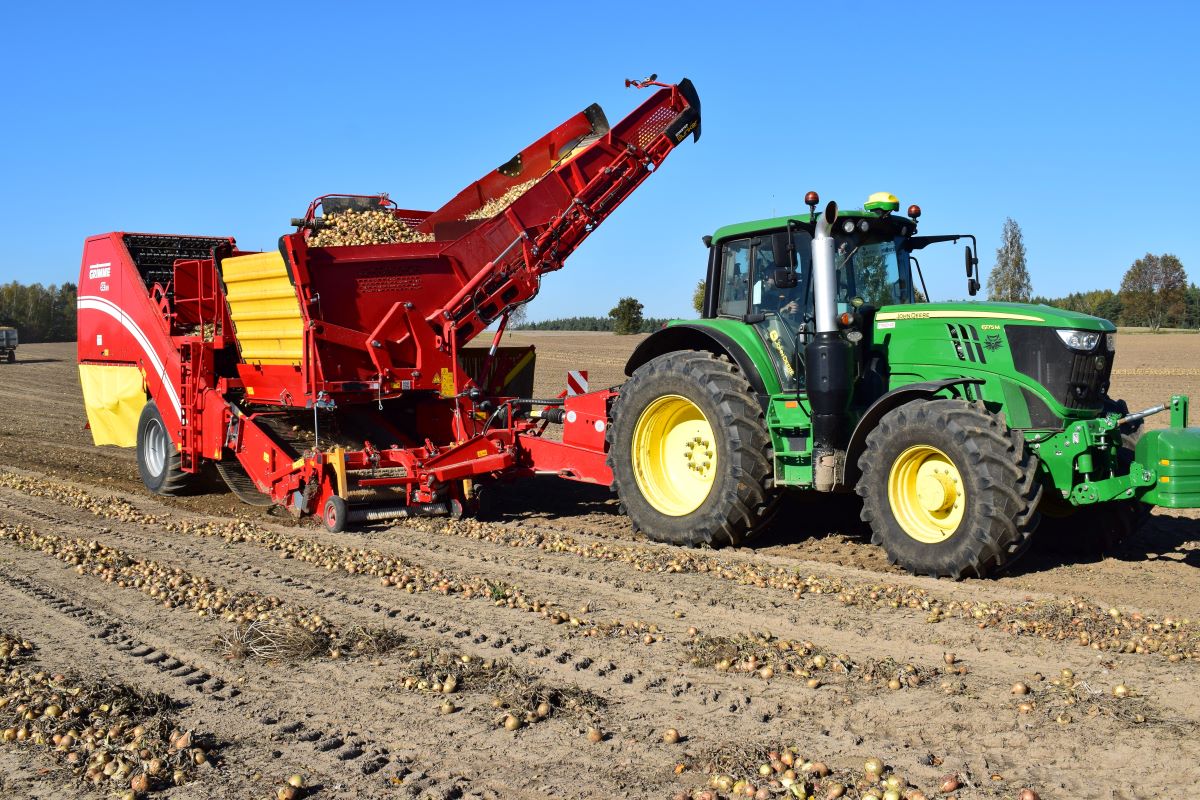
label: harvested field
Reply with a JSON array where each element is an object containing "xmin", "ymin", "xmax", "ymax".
[{"xmin": 0, "ymin": 333, "xmax": 1198, "ymax": 799}]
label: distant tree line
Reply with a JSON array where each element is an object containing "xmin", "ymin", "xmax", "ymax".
[
  {"xmin": 982, "ymin": 218, "xmax": 1191, "ymax": 330},
  {"xmin": 1030, "ymin": 254, "xmax": 1195, "ymax": 330},
  {"xmin": 0, "ymin": 281, "xmax": 77, "ymax": 342},
  {"xmin": 513, "ymin": 313, "xmax": 669, "ymax": 334}
]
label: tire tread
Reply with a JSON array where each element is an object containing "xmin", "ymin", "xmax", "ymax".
[
  {"xmin": 607, "ymin": 351, "xmax": 772, "ymax": 547},
  {"xmin": 856, "ymin": 399, "xmax": 1042, "ymax": 578}
]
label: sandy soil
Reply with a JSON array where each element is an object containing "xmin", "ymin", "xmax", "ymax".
[{"xmin": 0, "ymin": 336, "xmax": 1197, "ymax": 800}]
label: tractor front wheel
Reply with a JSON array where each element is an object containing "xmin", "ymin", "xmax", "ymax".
[
  {"xmin": 136, "ymin": 401, "xmax": 193, "ymax": 496},
  {"xmin": 856, "ymin": 399, "xmax": 1042, "ymax": 578},
  {"xmin": 608, "ymin": 351, "xmax": 772, "ymax": 547}
]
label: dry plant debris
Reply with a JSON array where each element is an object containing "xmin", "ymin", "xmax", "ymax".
[
  {"xmin": 678, "ymin": 743, "xmax": 1000, "ymax": 800},
  {"xmin": 308, "ymin": 209, "xmax": 433, "ymax": 247},
  {"xmin": 0, "ymin": 629, "xmax": 211, "ymax": 796},
  {"xmin": 1017, "ymin": 671, "xmax": 1191, "ymax": 733},
  {"xmin": 0, "ymin": 471, "xmax": 592, "ymax": 638},
  {"xmin": 463, "ymin": 179, "xmax": 539, "ymax": 220},
  {"xmin": 685, "ymin": 633, "xmax": 937, "ymax": 691},
  {"xmin": 396, "ymin": 513, "xmax": 1200, "ymax": 662},
  {"xmin": 390, "ymin": 646, "xmax": 604, "ymax": 728},
  {"xmin": 4, "ymin": 469, "xmax": 1199, "ymax": 662},
  {"xmin": 0, "ymin": 520, "xmax": 334, "ymax": 649},
  {"xmin": 0, "ymin": 633, "xmax": 34, "ymax": 667},
  {"xmin": 0, "ymin": 519, "xmax": 388, "ymax": 664}
]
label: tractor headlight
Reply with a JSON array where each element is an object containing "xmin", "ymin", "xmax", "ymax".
[
  {"xmin": 1106, "ymin": 332, "xmax": 1116, "ymax": 352},
  {"xmin": 1056, "ymin": 329, "xmax": 1102, "ymax": 352}
]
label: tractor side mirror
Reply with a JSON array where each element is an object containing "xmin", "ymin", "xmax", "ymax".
[
  {"xmin": 964, "ymin": 245, "xmax": 980, "ymax": 296},
  {"xmin": 772, "ymin": 266, "xmax": 798, "ymax": 289},
  {"xmin": 770, "ymin": 230, "xmax": 796, "ymax": 270}
]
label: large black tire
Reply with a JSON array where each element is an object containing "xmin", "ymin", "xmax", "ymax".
[
  {"xmin": 608, "ymin": 351, "xmax": 772, "ymax": 547},
  {"xmin": 136, "ymin": 401, "xmax": 192, "ymax": 496},
  {"xmin": 856, "ymin": 399, "xmax": 1043, "ymax": 578},
  {"xmin": 5, "ymin": 350, "xmax": 13, "ymax": 363}
]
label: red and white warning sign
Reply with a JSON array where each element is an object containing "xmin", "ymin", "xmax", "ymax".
[{"xmin": 566, "ymin": 370, "xmax": 589, "ymax": 396}]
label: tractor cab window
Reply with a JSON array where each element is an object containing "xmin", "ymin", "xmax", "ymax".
[
  {"xmin": 751, "ymin": 237, "xmax": 804, "ymax": 320},
  {"xmin": 749, "ymin": 232, "xmax": 811, "ymax": 392},
  {"xmin": 834, "ymin": 235, "xmax": 913, "ymax": 308},
  {"xmin": 717, "ymin": 238, "xmax": 751, "ymax": 317}
]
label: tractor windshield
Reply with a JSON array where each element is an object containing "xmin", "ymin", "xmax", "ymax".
[{"xmin": 833, "ymin": 234, "xmax": 914, "ymax": 308}]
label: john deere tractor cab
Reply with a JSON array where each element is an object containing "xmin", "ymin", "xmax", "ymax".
[{"xmin": 609, "ymin": 191, "xmax": 1200, "ymax": 578}]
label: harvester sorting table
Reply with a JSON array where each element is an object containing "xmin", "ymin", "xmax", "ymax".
[{"xmin": 77, "ymin": 78, "xmax": 701, "ymax": 531}]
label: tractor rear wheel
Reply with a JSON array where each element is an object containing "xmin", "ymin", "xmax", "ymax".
[
  {"xmin": 608, "ymin": 351, "xmax": 772, "ymax": 547},
  {"xmin": 856, "ymin": 399, "xmax": 1042, "ymax": 578},
  {"xmin": 136, "ymin": 400, "xmax": 193, "ymax": 496}
]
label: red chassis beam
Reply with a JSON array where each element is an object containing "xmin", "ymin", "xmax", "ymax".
[
  {"xmin": 515, "ymin": 388, "xmax": 614, "ymax": 485},
  {"xmin": 223, "ymin": 387, "xmax": 618, "ymax": 517}
]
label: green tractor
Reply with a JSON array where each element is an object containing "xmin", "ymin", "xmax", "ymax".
[{"xmin": 608, "ymin": 191, "xmax": 1200, "ymax": 578}]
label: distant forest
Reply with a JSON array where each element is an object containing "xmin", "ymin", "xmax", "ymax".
[
  {"xmin": 0, "ymin": 282, "xmax": 77, "ymax": 342},
  {"xmin": 512, "ymin": 315, "xmax": 669, "ymax": 333},
  {"xmin": 1030, "ymin": 284, "xmax": 1200, "ymax": 330}
]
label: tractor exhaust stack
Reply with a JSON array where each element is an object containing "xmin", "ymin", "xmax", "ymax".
[
  {"xmin": 805, "ymin": 200, "xmax": 854, "ymax": 491},
  {"xmin": 812, "ymin": 201, "xmax": 839, "ymax": 334}
]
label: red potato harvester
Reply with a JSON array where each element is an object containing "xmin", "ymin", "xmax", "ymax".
[{"xmin": 77, "ymin": 77, "xmax": 700, "ymax": 531}]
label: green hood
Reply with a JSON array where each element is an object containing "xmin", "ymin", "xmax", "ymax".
[{"xmin": 875, "ymin": 301, "xmax": 1116, "ymax": 332}]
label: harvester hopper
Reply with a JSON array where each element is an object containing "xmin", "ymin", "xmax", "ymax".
[{"xmin": 77, "ymin": 78, "xmax": 700, "ymax": 530}]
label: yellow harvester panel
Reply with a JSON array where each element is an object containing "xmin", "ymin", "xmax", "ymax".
[
  {"xmin": 222, "ymin": 251, "xmax": 305, "ymax": 365},
  {"xmin": 78, "ymin": 363, "xmax": 146, "ymax": 447}
]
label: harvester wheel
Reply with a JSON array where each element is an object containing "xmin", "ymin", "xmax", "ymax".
[
  {"xmin": 608, "ymin": 351, "xmax": 772, "ymax": 547},
  {"xmin": 5, "ymin": 350, "xmax": 13, "ymax": 363},
  {"xmin": 856, "ymin": 399, "xmax": 1043, "ymax": 578},
  {"xmin": 323, "ymin": 496, "xmax": 348, "ymax": 533},
  {"xmin": 136, "ymin": 401, "xmax": 192, "ymax": 496}
]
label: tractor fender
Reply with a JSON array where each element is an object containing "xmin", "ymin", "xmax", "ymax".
[
  {"xmin": 625, "ymin": 324, "xmax": 768, "ymax": 396},
  {"xmin": 841, "ymin": 378, "xmax": 984, "ymax": 486}
]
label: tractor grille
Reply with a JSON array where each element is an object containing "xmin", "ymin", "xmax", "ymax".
[{"xmin": 1005, "ymin": 326, "xmax": 1114, "ymax": 410}]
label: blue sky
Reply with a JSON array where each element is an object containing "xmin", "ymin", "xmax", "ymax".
[{"xmin": 2, "ymin": 2, "xmax": 1197, "ymax": 321}]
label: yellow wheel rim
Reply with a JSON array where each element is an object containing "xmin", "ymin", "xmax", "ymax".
[
  {"xmin": 887, "ymin": 445, "xmax": 966, "ymax": 544},
  {"xmin": 632, "ymin": 395, "xmax": 717, "ymax": 516}
]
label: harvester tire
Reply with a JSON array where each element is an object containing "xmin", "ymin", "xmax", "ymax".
[
  {"xmin": 5, "ymin": 350, "xmax": 13, "ymax": 363},
  {"xmin": 136, "ymin": 401, "xmax": 192, "ymax": 496},
  {"xmin": 608, "ymin": 350, "xmax": 772, "ymax": 547},
  {"xmin": 857, "ymin": 399, "xmax": 1043, "ymax": 578},
  {"xmin": 322, "ymin": 496, "xmax": 348, "ymax": 533}
]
